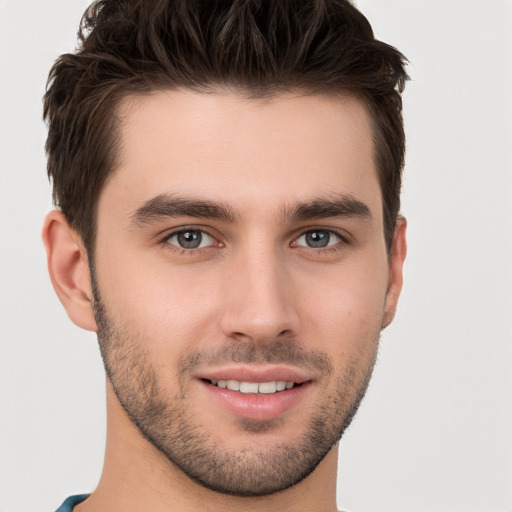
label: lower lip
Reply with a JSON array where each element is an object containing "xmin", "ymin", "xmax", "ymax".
[{"xmin": 200, "ymin": 380, "xmax": 312, "ymax": 421}]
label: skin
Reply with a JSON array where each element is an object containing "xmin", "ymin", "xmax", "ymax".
[{"xmin": 43, "ymin": 90, "xmax": 406, "ymax": 512}]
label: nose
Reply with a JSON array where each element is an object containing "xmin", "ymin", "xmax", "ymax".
[{"xmin": 220, "ymin": 246, "xmax": 300, "ymax": 345}]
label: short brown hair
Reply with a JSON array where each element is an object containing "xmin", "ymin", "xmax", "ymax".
[{"xmin": 44, "ymin": 0, "xmax": 408, "ymax": 252}]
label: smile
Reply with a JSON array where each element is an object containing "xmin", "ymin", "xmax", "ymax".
[
  {"xmin": 208, "ymin": 379, "xmax": 297, "ymax": 394},
  {"xmin": 201, "ymin": 375, "xmax": 311, "ymax": 421}
]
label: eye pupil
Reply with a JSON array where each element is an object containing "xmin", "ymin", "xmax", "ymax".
[
  {"xmin": 177, "ymin": 230, "xmax": 202, "ymax": 248},
  {"xmin": 306, "ymin": 230, "xmax": 330, "ymax": 248}
]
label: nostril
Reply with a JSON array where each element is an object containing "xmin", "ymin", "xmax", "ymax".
[{"xmin": 277, "ymin": 329, "xmax": 295, "ymax": 340}]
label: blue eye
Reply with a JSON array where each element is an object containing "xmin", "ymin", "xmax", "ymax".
[
  {"xmin": 294, "ymin": 229, "xmax": 342, "ymax": 248},
  {"xmin": 166, "ymin": 230, "xmax": 215, "ymax": 249}
]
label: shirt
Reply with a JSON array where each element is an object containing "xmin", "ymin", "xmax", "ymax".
[{"xmin": 55, "ymin": 495, "xmax": 89, "ymax": 512}]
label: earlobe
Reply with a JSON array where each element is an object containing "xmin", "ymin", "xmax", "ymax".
[
  {"xmin": 382, "ymin": 216, "xmax": 407, "ymax": 329},
  {"xmin": 42, "ymin": 210, "xmax": 98, "ymax": 332}
]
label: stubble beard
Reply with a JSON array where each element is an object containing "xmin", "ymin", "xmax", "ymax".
[{"xmin": 92, "ymin": 290, "xmax": 380, "ymax": 497}]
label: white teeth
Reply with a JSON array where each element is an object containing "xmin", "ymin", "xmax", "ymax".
[
  {"xmin": 258, "ymin": 381, "xmax": 277, "ymax": 394},
  {"xmin": 211, "ymin": 379, "xmax": 296, "ymax": 394},
  {"xmin": 276, "ymin": 381, "xmax": 287, "ymax": 391},
  {"xmin": 239, "ymin": 382, "xmax": 259, "ymax": 394},
  {"xmin": 226, "ymin": 380, "xmax": 240, "ymax": 391}
]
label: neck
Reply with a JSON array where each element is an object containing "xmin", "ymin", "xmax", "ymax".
[{"xmin": 76, "ymin": 382, "xmax": 340, "ymax": 512}]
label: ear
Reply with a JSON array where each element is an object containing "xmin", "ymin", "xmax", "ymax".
[
  {"xmin": 42, "ymin": 210, "xmax": 98, "ymax": 332},
  {"xmin": 382, "ymin": 216, "xmax": 407, "ymax": 329}
]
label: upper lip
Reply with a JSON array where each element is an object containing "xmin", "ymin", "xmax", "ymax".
[{"xmin": 197, "ymin": 365, "xmax": 313, "ymax": 384}]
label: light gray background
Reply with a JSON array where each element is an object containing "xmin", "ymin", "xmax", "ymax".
[{"xmin": 1, "ymin": 1, "xmax": 511, "ymax": 511}]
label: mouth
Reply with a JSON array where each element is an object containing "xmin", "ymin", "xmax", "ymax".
[
  {"xmin": 198, "ymin": 369, "xmax": 312, "ymax": 421},
  {"xmin": 204, "ymin": 379, "xmax": 302, "ymax": 394}
]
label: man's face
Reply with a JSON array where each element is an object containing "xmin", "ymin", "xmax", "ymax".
[{"xmin": 91, "ymin": 90, "xmax": 400, "ymax": 496}]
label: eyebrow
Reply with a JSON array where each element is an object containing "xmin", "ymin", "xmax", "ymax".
[
  {"xmin": 130, "ymin": 193, "xmax": 372, "ymax": 226},
  {"xmin": 283, "ymin": 194, "xmax": 372, "ymax": 223},
  {"xmin": 131, "ymin": 194, "xmax": 239, "ymax": 225}
]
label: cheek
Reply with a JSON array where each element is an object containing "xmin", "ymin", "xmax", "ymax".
[
  {"xmin": 96, "ymin": 255, "xmax": 221, "ymax": 352},
  {"xmin": 296, "ymin": 261, "xmax": 388, "ymax": 350}
]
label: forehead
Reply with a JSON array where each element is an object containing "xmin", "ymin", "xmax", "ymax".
[{"xmin": 101, "ymin": 89, "xmax": 381, "ymax": 223}]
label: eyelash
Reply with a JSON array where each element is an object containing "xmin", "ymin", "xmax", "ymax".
[
  {"xmin": 160, "ymin": 227, "xmax": 222, "ymax": 256},
  {"xmin": 159, "ymin": 227, "xmax": 351, "ymax": 255},
  {"xmin": 291, "ymin": 229, "xmax": 350, "ymax": 252}
]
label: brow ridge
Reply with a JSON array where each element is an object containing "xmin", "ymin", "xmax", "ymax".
[
  {"xmin": 283, "ymin": 194, "xmax": 372, "ymax": 223},
  {"xmin": 131, "ymin": 194, "xmax": 239, "ymax": 225},
  {"xmin": 131, "ymin": 192, "xmax": 372, "ymax": 226}
]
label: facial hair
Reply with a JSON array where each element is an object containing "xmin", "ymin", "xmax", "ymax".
[{"xmin": 92, "ymin": 282, "xmax": 380, "ymax": 497}]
